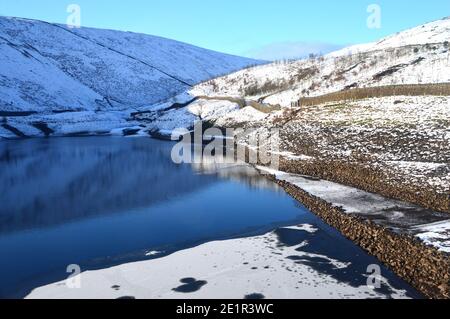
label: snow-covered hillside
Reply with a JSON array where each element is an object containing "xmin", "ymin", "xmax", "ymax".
[
  {"xmin": 1, "ymin": 16, "xmax": 449, "ymax": 138},
  {"xmin": 0, "ymin": 16, "xmax": 258, "ymax": 115},
  {"xmin": 193, "ymin": 17, "xmax": 450, "ymax": 107},
  {"xmin": 331, "ymin": 16, "xmax": 450, "ymax": 57},
  {"xmin": 128, "ymin": 17, "xmax": 450, "ymax": 220},
  {"xmin": 130, "ymin": 17, "xmax": 450, "ymax": 139}
]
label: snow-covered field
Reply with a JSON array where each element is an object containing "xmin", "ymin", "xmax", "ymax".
[{"xmin": 27, "ymin": 224, "xmax": 413, "ymax": 299}]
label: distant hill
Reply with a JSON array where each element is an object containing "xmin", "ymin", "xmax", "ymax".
[
  {"xmin": 0, "ymin": 16, "xmax": 259, "ymax": 113},
  {"xmin": 193, "ymin": 17, "xmax": 450, "ymax": 107}
]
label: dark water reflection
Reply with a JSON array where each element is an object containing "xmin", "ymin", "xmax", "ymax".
[
  {"xmin": 0, "ymin": 137, "xmax": 422, "ymax": 299},
  {"xmin": 0, "ymin": 137, "xmax": 304, "ymax": 297}
]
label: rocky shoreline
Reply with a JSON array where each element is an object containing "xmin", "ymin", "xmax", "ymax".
[{"xmin": 265, "ymin": 175, "xmax": 450, "ymax": 299}]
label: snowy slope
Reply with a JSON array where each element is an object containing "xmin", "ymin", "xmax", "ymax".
[
  {"xmin": 330, "ymin": 16, "xmax": 450, "ymax": 57},
  {"xmin": 2, "ymin": 16, "xmax": 449, "ymax": 138},
  {"xmin": 193, "ymin": 17, "xmax": 450, "ymax": 107},
  {"xmin": 131, "ymin": 17, "xmax": 450, "ymax": 139},
  {"xmin": 0, "ymin": 16, "xmax": 259, "ymax": 114}
]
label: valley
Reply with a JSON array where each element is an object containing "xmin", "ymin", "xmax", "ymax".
[{"xmin": 1, "ymin": 15, "xmax": 449, "ymax": 300}]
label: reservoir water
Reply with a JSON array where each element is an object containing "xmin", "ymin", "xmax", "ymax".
[{"xmin": 0, "ymin": 137, "xmax": 420, "ymax": 298}]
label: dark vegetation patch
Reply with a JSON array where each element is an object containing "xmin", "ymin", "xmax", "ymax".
[
  {"xmin": 95, "ymin": 130, "xmax": 111, "ymax": 136},
  {"xmin": 241, "ymin": 79, "xmax": 292, "ymax": 97},
  {"xmin": 296, "ymin": 66, "xmax": 319, "ymax": 81},
  {"xmin": 162, "ymin": 97, "xmax": 199, "ymax": 112},
  {"xmin": 63, "ymin": 131, "xmax": 91, "ymax": 137},
  {"xmin": 339, "ymin": 62, "xmax": 364, "ymax": 75},
  {"xmin": 148, "ymin": 129, "xmax": 174, "ymax": 141},
  {"xmin": 373, "ymin": 64, "xmax": 408, "ymax": 80},
  {"xmin": 131, "ymin": 98, "xmax": 199, "ymax": 118},
  {"xmin": 344, "ymin": 82, "xmax": 358, "ymax": 90},
  {"xmin": 1, "ymin": 124, "xmax": 27, "ymax": 138},
  {"xmin": 411, "ymin": 57, "xmax": 425, "ymax": 65},
  {"xmin": 122, "ymin": 128, "xmax": 140, "ymax": 136},
  {"xmin": 52, "ymin": 110, "xmax": 81, "ymax": 114},
  {"xmin": 0, "ymin": 111, "xmax": 37, "ymax": 117},
  {"xmin": 32, "ymin": 121, "xmax": 54, "ymax": 137}
]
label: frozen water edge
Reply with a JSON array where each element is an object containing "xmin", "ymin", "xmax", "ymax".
[
  {"xmin": 26, "ymin": 225, "xmax": 413, "ymax": 299},
  {"xmin": 257, "ymin": 166, "xmax": 450, "ymax": 254}
]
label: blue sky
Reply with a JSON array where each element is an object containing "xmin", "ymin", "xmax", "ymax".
[{"xmin": 0, "ymin": 0, "xmax": 448, "ymax": 59}]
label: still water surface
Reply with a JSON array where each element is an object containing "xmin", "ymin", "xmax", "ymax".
[{"xmin": 0, "ymin": 137, "xmax": 420, "ymax": 298}]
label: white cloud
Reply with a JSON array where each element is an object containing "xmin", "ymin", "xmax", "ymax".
[{"xmin": 245, "ymin": 41, "xmax": 346, "ymax": 61}]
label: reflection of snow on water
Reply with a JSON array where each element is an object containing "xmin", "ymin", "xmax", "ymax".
[
  {"xmin": 145, "ymin": 251, "xmax": 162, "ymax": 257},
  {"xmin": 0, "ymin": 137, "xmax": 423, "ymax": 299},
  {"xmin": 0, "ymin": 137, "xmax": 305, "ymax": 298},
  {"xmin": 390, "ymin": 211, "xmax": 405, "ymax": 220},
  {"xmin": 27, "ymin": 224, "xmax": 419, "ymax": 299},
  {"xmin": 284, "ymin": 224, "xmax": 318, "ymax": 234}
]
